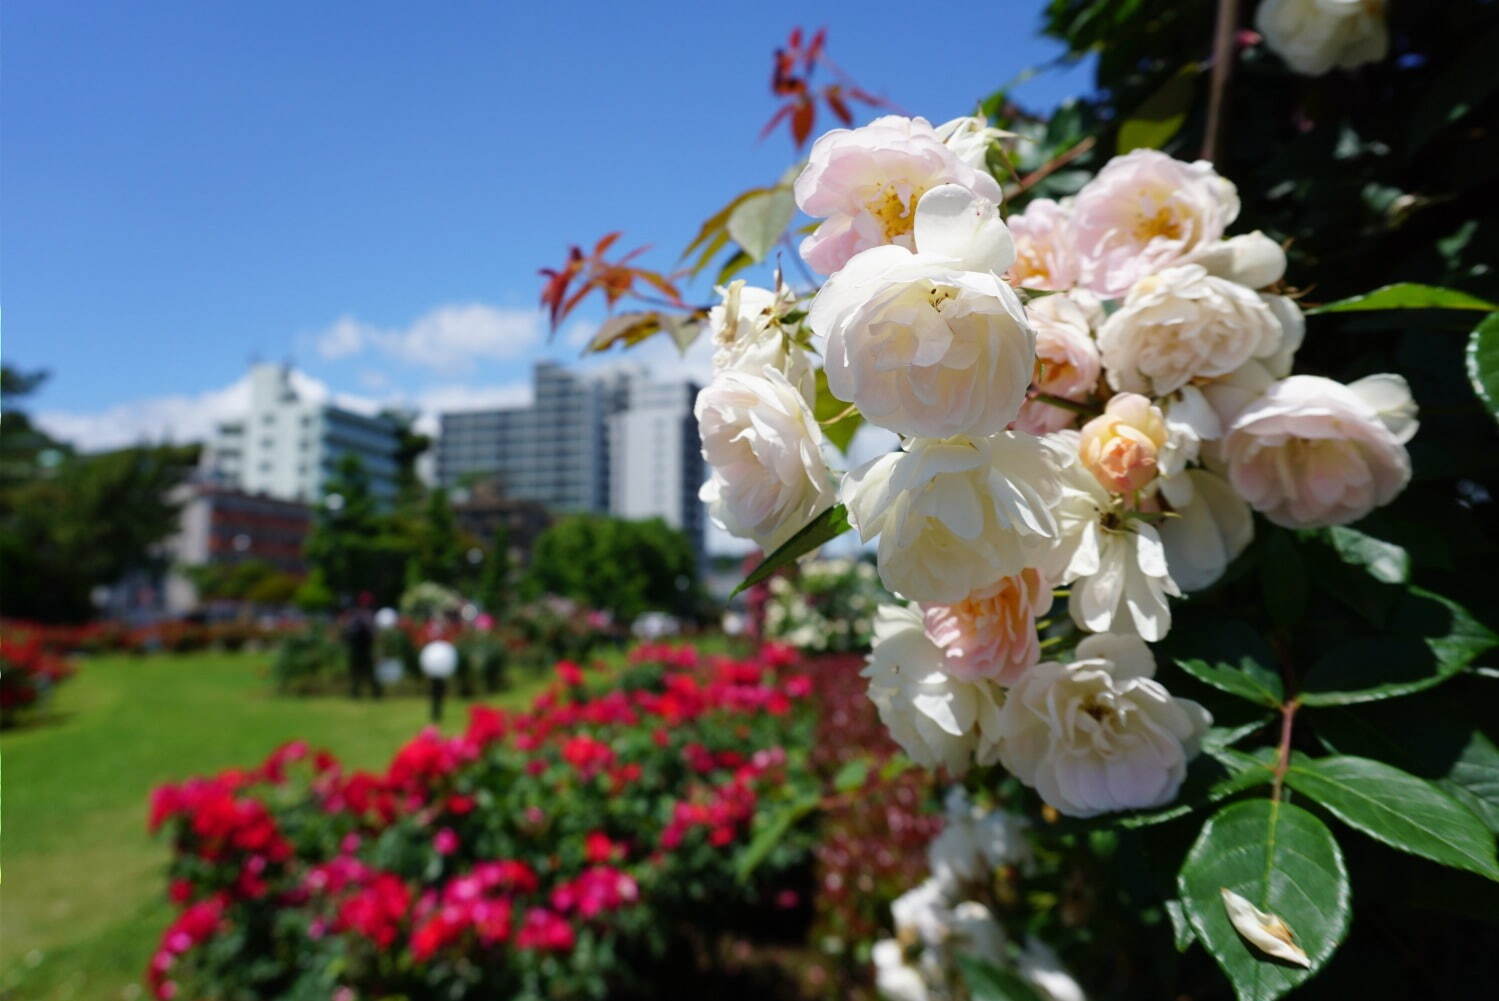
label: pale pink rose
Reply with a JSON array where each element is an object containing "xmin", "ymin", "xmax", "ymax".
[
  {"xmin": 1078, "ymin": 393, "xmax": 1169, "ymax": 495},
  {"xmin": 922, "ymin": 568, "xmax": 1053, "ymax": 684},
  {"xmin": 795, "ymin": 115, "xmax": 1003, "ymax": 274},
  {"xmin": 1007, "ymin": 198, "xmax": 1079, "ymax": 291},
  {"xmin": 1072, "ymin": 150, "xmax": 1239, "ymax": 298},
  {"xmin": 1015, "ymin": 294, "xmax": 1101, "ymax": 434},
  {"xmin": 1224, "ymin": 374, "xmax": 1415, "ymax": 528}
]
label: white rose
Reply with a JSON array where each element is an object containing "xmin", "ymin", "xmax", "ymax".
[
  {"xmin": 1257, "ymin": 0, "xmax": 1390, "ymax": 76},
  {"xmin": 1223, "ymin": 374, "xmax": 1415, "ymax": 528},
  {"xmin": 1098, "ymin": 265, "xmax": 1285, "ymax": 397},
  {"xmin": 862, "ymin": 604, "xmax": 1007, "ymax": 775},
  {"xmin": 928, "ymin": 788, "xmax": 1033, "ymax": 894},
  {"xmin": 1184, "ymin": 231, "xmax": 1287, "ymax": 290},
  {"xmin": 810, "ymin": 185, "xmax": 1033, "ymax": 439},
  {"xmin": 708, "ymin": 280, "xmax": 815, "ymax": 398},
  {"xmin": 949, "ymin": 901, "xmax": 1008, "ymax": 960},
  {"xmin": 795, "ymin": 114, "xmax": 1005, "ymax": 274},
  {"xmin": 843, "ymin": 434, "xmax": 1059, "ymax": 603},
  {"xmin": 696, "ymin": 368, "xmax": 836, "ymax": 551},
  {"xmin": 1072, "ymin": 150, "xmax": 1239, "ymax": 298},
  {"xmin": 1046, "ymin": 433, "xmax": 1181, "ymax": 641},
  {"xmin": 1157, "ymin": 469, "xmax": 1253, "ymax": 591},
  {"xmin": 873, "ymin": 940, "xmax": 932, "ymax": 1001},
  {"xmin": 998, "ymin": 633, "xmax": 1211, "ymax": 818}
]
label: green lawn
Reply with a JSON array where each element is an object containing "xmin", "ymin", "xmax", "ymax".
[{"xmin": 0, "ymin": 650, "xmax": 550, "ymax": 1001}]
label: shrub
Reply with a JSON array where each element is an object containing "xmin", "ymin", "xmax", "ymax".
[
  {"xmin": 146, "ymin": 641, "xmax": 821, "ymax": 1000},
  {"xmin": 0, "ymin": 627, "xmax": 76, "ymax": 727}
]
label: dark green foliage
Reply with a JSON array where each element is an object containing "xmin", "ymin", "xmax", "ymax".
[{"xmin": 524, "ymin": 514, "xmax": 702, "ymax": 622}]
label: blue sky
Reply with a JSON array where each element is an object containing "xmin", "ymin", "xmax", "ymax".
[{"xmin": 3, "ymin": 0, "xmax": 1094, "ymax": 447}]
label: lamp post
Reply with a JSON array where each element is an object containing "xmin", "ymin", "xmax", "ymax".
[{"xmin": 419, "ymin": 640, "xmax": 458, "ymax": 723}]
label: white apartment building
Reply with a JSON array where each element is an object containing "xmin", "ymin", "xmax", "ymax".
[
  {"xmin": 607, "ymin": 378, "xmax": 704, "ymax": 554},
  {"xmin": 203, "ymin": 363, "xmax": 402, "ymax": 504}
]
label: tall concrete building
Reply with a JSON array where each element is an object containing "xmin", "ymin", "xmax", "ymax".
[
  {"xmin": 436, "ymin": 361, "xmax": 704, "ymax": 554},
  {"xmin": 608, "ymin": 378, "xmax": 705, "ymax": 555},
  {"xmin": 203, "ymin": 363, "xmax": 403, "ymax": 503}
]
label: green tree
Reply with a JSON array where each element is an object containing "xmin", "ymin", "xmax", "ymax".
[
  {"xmin": 476, "ymin": 521, "xmax": 512, "ymax": 615},
  {"xmin": 524, "ymin": 514, "xmax": 702, "ymax": 622},
  {"xmin": 302, "ymin": 454, "xmax": 408, "ymax": 605},
  {"xmin": 0, "ymin": 442, "xmax": 199, "ymax": 621}
]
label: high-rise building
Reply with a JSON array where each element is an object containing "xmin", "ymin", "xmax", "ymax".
[
  {"xmin": 435, "ymin": 362, "xmax": 705, "ymax": 555},
  {"xmin": 608, "ymin": 377, "xmax": 705, "ymax": 556},
  {"xmin": 436, "ymin": 361, "xmax": 614, "ymax": 510},
  {"xmin": 203, "ymin": 363, "xmax": 403, "ymax": 503}
]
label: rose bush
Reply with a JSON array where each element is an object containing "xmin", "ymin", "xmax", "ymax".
[
  {"xmin": 0, "ymin": 626, "xmax": 76, "ymax": 727},
  {"xmin": 544, "ymin": 9, "xmax": 1499, "ymax": 999},
  {"xmin": 146, "ymin": 641, "xmax": 823, "ymax": 1000}
]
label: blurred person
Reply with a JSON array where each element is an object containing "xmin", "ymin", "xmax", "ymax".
[{"xmin": 341, "ymin": 591, "xmax": 380, "ymax": 699}]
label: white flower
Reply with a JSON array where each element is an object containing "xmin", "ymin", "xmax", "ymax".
[
  {"xmin": 810, "ymin": 186, "xmax": 1031, "ymax": 439},
  {"xmin": 1157, "ymin": 385, "xmax": 1223, "ymax": 480},
  {"xmin": 1018, "ymin": 939, "xmax": 1088, "ymax": 1001},
  {"xmin": 998, "ymin": 633, "xmax": 1211, "ymax": 818},
  {"xmin": 934, "ymin": 115, "xmax": 1008, "ymax": 170},
  {"xmin": 696, "ymin": 368, "xmax": 836, "ymax": 551},
  {"xmin": 1257, "ymin": 0, "xmax": 1390, "ymax": 76},
  {"xmin": 1185, "ymin": 231, "xmax": 1287, "ymax": 290},
  {"xmin": 843, "ymin": 434, "xmax": 1059, "ymax": 603},
  {"xmin": 1157, "ymin": 469, "xmax": 1253, "ymax": 591},
  {"xmin": 1098, "ymin": 265, "xmax": 1285, "ymax": 397},
  {"xmin": 1047, "ymin": 434, "xmax": 1181, "ymax": 641},
  {"xmin": 795, "ymin": 115, "xmax": 1005, "ymax": 274},
  {"xmin": 928, "ymin": 788, "xmax": 1033, "ymax": 894},
  {"xmin": 708, "ymin": 279, "xmax": 814, "ymax": 398},
  {"xmin": 872, "ymin": 940, "xmax": 932, "ymax": 1001},
  {"xmin": 862, "ymin": 604, "xmax": 1007, "ymax": 775},
  {"xmin": 1223, "ymin": 374, "xmax": 1415, "ymax": 528},
  {"xmin": 949, "ymin": 901, "xmax": 1008, "ymax": 959},
  {"xmin": 1072, "ymin": 150, "xmax": 1239, "ymax": 298},
  {"xmin": 891, "ymin": 877, "xmax": 956, "ymax": 949},
  {"xmin": 1007, "ymin": 198, "xmax": 1080, "ymax": 291}
]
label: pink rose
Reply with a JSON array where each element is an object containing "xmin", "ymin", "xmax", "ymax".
[
  {"xmin": 1224, "ymin": 374, "xmax": 1416, "ymax": 528},
  {"xmin": 1015, "ymin": 293, "xmax": 1101, "ymax": 434},
  {"xmin": 1078, "ymin": 393, "xmax": 1169, "ymax": 495},
  {"xmin": 922, "ymin": 568, "xmax": 1053, "ymax": 684},
  {"xmin": 1007, "ymin": 198, "xmax": 1079, "ymax": 291},
  {"xmin": 795, "ymin": 115, "xmax": 1003, "ymax": 274},
  {"xmin": 1072, "ymin": 150, "xmax": 1239, "ymax": 298}
]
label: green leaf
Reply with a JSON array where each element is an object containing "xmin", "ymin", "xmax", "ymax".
[
  {"xmin": 680, "ymin": 186, "xmax": 776, "ymax": 275},
  {"xmin": 1260, "ymin": 529, "xmax": 1307, "ymax": 629},
  {"xmin": 957, "ymin": 956, "xmax": 1047, "ymax": 1001},
  {"xmin": 1324, "ymin": 526, "xmax": 1410, "ymax": 584},
  {"xmin": 726, "ymin": 187, "xmax": 796, "ymax": 262},
  {"xmin": 715, "ymin": 248, "xmax": 754, "ymax": 285},
  {"xmin": 831, "ymin": 758, "xmax": 870, "ymax": 793},
  {"xmin": 735, "ymin": 791, "xmax": 820, "ymax": 883},
  {"xmin": 1116, "ymin": 64, "xmax": 1199, "ymax": 153},
  {"xmin": 732, "ymin": 505, "xmax": 851, "ymax": 596},
  {"xmin": 1465, "ymin": 311, "xmax": 1499, "ymax": 423},
  {"xmin": 1300, "ymin": 588, "xmax": 1496, "ymax": 706},
  {"xmin": 1313, "ymin": 698, "xmax": 1499, "ymax": 833},
  {"xmin": 1165, "ymin": 898, "xmax": 1196, "ymax": 952},
  {"xmin": 1284, "ymin": 754, "xmax": 1499, "ymax": 880},
  {"xmin": 1174, "ymin": 621, "xmax": 1284, "ymax": 708},
  {"xmin": 1178, "ymin": 800, "xmax": 1350, "ymax": 1001},
  {"xmin": 813, "ymin": 368, "xmax": 864, "ymax": 454},
  {"xmin": 1307, "ymin": 282, "xmax": 1499, "ymax": 315}
]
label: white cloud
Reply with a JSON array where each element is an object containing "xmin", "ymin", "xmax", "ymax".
[
  {"xmin": 314, "ymin": 303, "xmax": 544, "ymax": 374},
  {"xmin": 34, "ymin": 368, "xmax": 384, "ymax": 452}
]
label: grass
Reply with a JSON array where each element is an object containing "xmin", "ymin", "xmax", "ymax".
[{"xmin": 0, "ymin": 650, "xmax": 552, "ymax": 1001}]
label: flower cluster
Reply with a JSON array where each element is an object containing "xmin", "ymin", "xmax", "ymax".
[
  {"xmin": 694, "ymin": 117, "xmax": 1417, "ymax": 818},
  {"xmin": 0, "ymin": 627, "xmax": 76, "ymax": 726},
  {"xmin": 145, "ymin": 642, "xmax": 820, "ymax": 1000},
  {"xmin": 765, "ymin": 556, "xmax": 888, "ymax": 653},
  {"xmin": 872, "ymin": 789, "xmax": 1082, "ymax": 1001}
]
